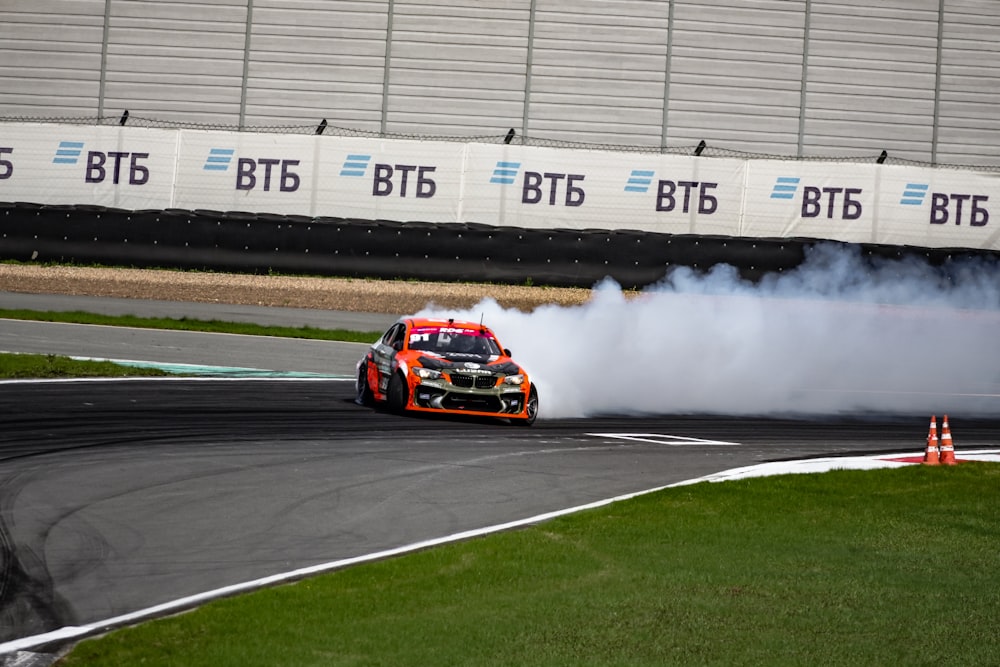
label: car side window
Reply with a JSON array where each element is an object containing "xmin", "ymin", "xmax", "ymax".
[{"xmin": 384, "ymin": 324, "xmax": 405, "ymax": 350}]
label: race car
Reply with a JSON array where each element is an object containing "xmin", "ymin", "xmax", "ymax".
[{"xmin": 355, "ymin": 317, "xmax": 538, "ymax": 425}]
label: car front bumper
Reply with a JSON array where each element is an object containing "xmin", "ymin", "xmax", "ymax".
[{"xmin": 411, "ymin": 379, "xmax": 529, "ymax": 417}]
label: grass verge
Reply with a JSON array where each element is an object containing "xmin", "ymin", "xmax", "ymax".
[
  {"xmin": 0, "ymin": 309, "xmax": 381, "ymax": 343},
  {"xmin": 0, "ymin": 309, "xmax": 381, "ymax": 378},
  {"xmin": 0, "ymin": 353, "xmax": 169, "ymax": 378},
  {"xmin": 58, "ymin": 464, "xmax": 1000, "ymax": 666}
]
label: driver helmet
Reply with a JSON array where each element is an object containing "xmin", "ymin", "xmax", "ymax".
[{"xmin": 454, "ymin": 334, "xmax": 478, "ymax": 352}]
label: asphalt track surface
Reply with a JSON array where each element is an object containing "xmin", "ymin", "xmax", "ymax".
[{"xmin": 1, "ymin": 292, "xmax": 999, "ymax": 656}]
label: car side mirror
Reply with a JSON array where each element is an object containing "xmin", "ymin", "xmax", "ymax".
[{"xmin": 504, "ymin": 348, "xmax": 512, "ymax": 356}]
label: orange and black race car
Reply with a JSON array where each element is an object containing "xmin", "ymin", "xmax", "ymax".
[{"xmin": 355, "ymin": 317, "xmax": 538, "ymax": 425}]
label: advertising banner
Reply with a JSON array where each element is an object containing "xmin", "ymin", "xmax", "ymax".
[
  {"xmin": 742, "ymin": 161, "xmax": 1000, "ymax": 251},
  {"xmin": 0, "ymin": 123, "xmax": 177, "ymax": 210},
  {"xmin": 312, "ymin": 137, "xmax": 465, "ymax": 222},
  {"xmin": 874, "ymin": 165, "xmax": 1000, "ymax": 250},
  {"xmin": 742, "ymin": 161, "xmax": 876, "ymax": 244},
  {"xmin": 460, "ymin": 144, "xmax": 745, "ymax": 235},
  {"xmin": 175, "ymin": 130, "xmax": 316, "ymax": 215},
  {"xmin": 1, "ymin": 122, "xmax": 998, "ymax": 252},
  {"xmin": 175, "ymin": 131, "xmax": 466, "ymax": 220}
]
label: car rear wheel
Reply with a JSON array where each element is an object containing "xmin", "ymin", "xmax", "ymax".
[
  {"xmin": 387, "ymin": 372, "xmax": 408, "ymax": 414},
  {"xmin": 513, "ymin": 386, "xmax": 538, "ymax": 426},
  {"xmin": 356, "ymin": 363, "xmax": 375, "ymax": 406}
]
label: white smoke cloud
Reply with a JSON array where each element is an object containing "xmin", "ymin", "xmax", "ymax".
[{"xmin": 416, "ymin": 244, "xmax": 1000, "ymax": 419}]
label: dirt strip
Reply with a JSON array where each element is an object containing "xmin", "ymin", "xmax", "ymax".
[{"xmin": 0, "ymin": 264, "xmax": 599, "ymax": 315}]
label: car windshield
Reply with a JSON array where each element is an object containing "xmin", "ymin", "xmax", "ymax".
[{"xmin": 409, "ymin": 327, "xmax": 502, "ymax": 356}]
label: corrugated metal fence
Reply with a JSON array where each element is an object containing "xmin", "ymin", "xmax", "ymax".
[{"xmin": 1, "ymin": 0, "xmax": 998, "ymax": 166}]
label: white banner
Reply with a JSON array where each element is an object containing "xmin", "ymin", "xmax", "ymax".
[
  {"xmin": 312, "ymin": 137, "xmax": 465, "ymax": 221},
  {"xmin": 742, "ymin": 161, "xmax": 876, "ymax": 244},
  {"xmin": 460, "ymin": 144, "xmax": 746, "ymax": 234},
  {"xmin": 175, "ymin": 131, "xmax": 466, "ymax": 219},
  {"xmin": 0, "ymin": 123, "xmax": 177, "ymax": 210},
  {"xmin": 742, "ymin": 161, "xmax": 1000, "ymax": 250},
  {"xmin": 175, "ymin": 130, "xmax": 317, "ymax": 215},
  {"xmin": 1, "ymin": 123, "xmax": 998, "ymax": 251},
  {"xmin": 873, "ymin": 165, "xmax": 1000, "ymax": 250}
]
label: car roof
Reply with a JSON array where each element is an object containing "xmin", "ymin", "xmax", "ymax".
[{"xmin": 402, "ymin": 317, "xmax": 493, "ymax": 333}]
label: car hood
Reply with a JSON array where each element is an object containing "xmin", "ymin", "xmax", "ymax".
[{"xmin": 417, "ymin": 354, "xmax": 521, "ymax": 374}]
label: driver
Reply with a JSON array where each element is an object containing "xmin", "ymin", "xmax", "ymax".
[{"xmin": 452, "ymin": 334, "xmax": 480, "ymax": 354}]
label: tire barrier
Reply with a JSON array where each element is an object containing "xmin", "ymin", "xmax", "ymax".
[{"xmin": 0, "ymin": 201, "xmax": 995, "ymax": 289}]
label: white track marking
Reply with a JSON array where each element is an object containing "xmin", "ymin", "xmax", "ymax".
[{"xmin": 586, "ymin": 432, "xmax": 740, "ymax": 446}]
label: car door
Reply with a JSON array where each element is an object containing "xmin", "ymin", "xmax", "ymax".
[{"xmin": 372, "ymin": 322, "xmax": 406, "ymax": 394}]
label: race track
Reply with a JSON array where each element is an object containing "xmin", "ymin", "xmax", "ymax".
[
  {"xmin": 1, "ymin": 294, "xmax": 998, "ymax": 656},
  {"xmin": 6, "ymin": 378, "xmax": 1000, "ymax": 650}
]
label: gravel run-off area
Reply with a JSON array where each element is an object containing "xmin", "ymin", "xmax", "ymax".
[{"xmin": 0, "ymin": 264, "xmax": 603, "ymax": 315}]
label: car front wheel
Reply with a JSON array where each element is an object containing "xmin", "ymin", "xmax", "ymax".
[
  {"xmin": 513, "ymin": 386, "xmax": 538, "ymax": 426},
  {"xmin": 387, "ymin": 372, "xmax": 408, "ymax": 414}
]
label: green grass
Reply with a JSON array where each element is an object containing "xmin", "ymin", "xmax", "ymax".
[
  {"xmin": 0, "ymin": 352, "xmax": 170, "ymax": 378},
  {"xmin": 58, "ymin": 464, "xmax": 1000, "ymax": 666},
  {"xmin": 0, "ymin": 309, "xmax": 381, "ymax": 378},
  {"xmin": 0, "ymin": 308, "xmax": 382, "ymax": 379},
  {"xmin": 0, "ymin": 308, "xmax": 381, "ymax": 343}
]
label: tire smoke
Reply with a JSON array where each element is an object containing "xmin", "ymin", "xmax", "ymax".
[{"xmin": 417, "ymin": 244, "xmax": 1000, "ymax": 419}]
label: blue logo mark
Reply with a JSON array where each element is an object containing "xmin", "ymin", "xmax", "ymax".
[
  {"xmin": 52, "ymin": 141, "xmax": 84, "ymax": 165},
  {"xmin": 770, "ymin": 177, "xmax": 800, "ymax": 200},
  {"xmin": 340, "ymin": 154, "xmax": 371, "ymax": 177},
  {"xmin": 203, "ymin": 148, "xmax": 235, "ymax": 171},
  {"xmin": 490, "ymin": 161, "xmax": 521, "ymax": 185},
  {"xmin": 624, "ymin": 169, "xmax": 655, "ymax": 193},
  {"xmin": 900, "ymin": 183, "xmax": 929, "ymax": 206}
]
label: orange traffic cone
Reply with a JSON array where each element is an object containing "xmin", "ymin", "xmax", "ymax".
[
  {"xmin": 922, "ymin": 415, "xmax": 940, "ymax": 465},
  {"xmin": 939, "ymin": 414, "xmax": 957, "ymax": 465}
]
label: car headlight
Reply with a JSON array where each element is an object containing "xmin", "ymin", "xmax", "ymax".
[
  {"xmin": 502, "ymin": 374, "xmax": 525, "ymax": 385},
  {"xmin": 413, "ymin": 367, "xmax": 442, "ymax": 380}
]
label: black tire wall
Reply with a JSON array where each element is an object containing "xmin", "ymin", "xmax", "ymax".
[{"xmin": 0, "ymin": 202, "xmax": 994, "ymax": 289}]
